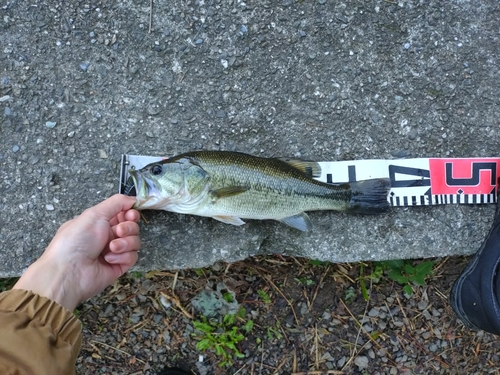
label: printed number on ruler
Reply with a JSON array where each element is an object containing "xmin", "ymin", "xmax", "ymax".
[{"xmin": 318, "ymin": 158, "xmax": 500, "ymax": 207}]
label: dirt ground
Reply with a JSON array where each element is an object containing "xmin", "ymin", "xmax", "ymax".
[{"xmin": 75, "ymin": 255, "xmax": 500, "ymax": 375}]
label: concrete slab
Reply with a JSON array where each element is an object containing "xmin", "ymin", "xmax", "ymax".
[{"xmin": 1, "ymin": 0, "xmax": 499, "ymax": 276}]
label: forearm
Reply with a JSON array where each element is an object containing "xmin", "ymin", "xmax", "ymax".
[
  {"xmin": 0, "ymin": 289, "xmax": 82, "ymax": 375},
  {"xmin": 13, "ymin": 258, "xmax": 81, "ymax": 311}
]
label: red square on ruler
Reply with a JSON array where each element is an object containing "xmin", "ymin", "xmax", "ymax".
[{"xmin": 429, "ymin": 158, "xmax": 500, "ymax": 195}]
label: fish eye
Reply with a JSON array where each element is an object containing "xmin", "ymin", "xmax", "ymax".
[{"xmin": 151, "ymin": 164, "xmax": 163, "ymax": 176}]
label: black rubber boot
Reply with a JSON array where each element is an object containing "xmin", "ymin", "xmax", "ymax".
[{"xmin": 450, "ymin": 196, "xmax": 500, "ymax": 335}]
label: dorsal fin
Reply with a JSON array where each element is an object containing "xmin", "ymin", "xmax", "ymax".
[{"xmin": 276, "ymin": 158, "xmax": 322, "ymax": 178}]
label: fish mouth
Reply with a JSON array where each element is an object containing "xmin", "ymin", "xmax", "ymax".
[
  {"xmin": 125, "ymin": 169, "xmax": 159, "ymax": 209},
  {"xmin": 125, "ymin": 169, "xmax": 146, "ymax": 201},
  {"xmin": 124, "ymin": 175, "xmax": 137, "ymax": 196}
]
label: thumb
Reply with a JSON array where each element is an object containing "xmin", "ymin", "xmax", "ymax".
[{"xmin": 85, "ymin": 194, "xmax": 137, "ymax": 221}]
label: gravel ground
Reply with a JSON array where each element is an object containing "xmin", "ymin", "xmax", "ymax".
[{"xmin": 75, "ymin": 256, "xmax": 500, "ymax": 375}]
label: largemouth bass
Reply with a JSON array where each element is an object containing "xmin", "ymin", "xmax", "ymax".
[{"xmin": 125, "ymin": 151, "xmax": 390, "ymax": 231}]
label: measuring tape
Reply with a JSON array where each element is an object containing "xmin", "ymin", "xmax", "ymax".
[{"xmin": 120, "ymin": 155, "xmax": 500, "ymax": 207}]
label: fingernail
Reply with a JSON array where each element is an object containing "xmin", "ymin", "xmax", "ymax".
[
  {"xmin": 113, "ymin": 239, "xmax": 126, "ymax": 251},
  {"xmin": 105, "ymin": 253, "xmax": 120, "ymax": 263}
]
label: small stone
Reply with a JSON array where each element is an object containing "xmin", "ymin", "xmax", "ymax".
[
  {"xmin": 318, "ymin": 0, "xmax": 326, "ymax": 3},
  {"xmin": 98, "ymin": 149, "xmax": 108, "ymax": 159},
  {"xmin": 336, "ymin": 14, "xmax": 348, "ymax": 23},
  {"xmin": 221, "ymin": 59, "xmax": 228, "ymax": 69},
  {"xmin": 368, "ymin": 308, "xmax": 379, "ymax": 317},
  {"xmin": 299, "ymin": 30, "xmax": 306, "ymax": 37},
  {"xmin": 67, "ymin": 131, "xmax": 75, "ymax": 137},
  {"xmin": 80, "ymin": 62, "xmax": 89, "ymax": 71},
  {"xmin": 408, "ymin": 129, "xmax": 418, "ymax": 140},
  {"xmin": 354, "ymin": 356, "xmax": 369, "ymax": 369},
  {"xmin": 195, "ymin": 38, "xmax": 203, "ymax": 44},
  {"xmin": 12, "ymin": 145, "xmax": 20, "ymax": 152},
  {"xmin": 4, "ymin": 107, "xmax": 12, "ymax": 116},
  {"xmin": 337, "ymin": 356, "xmax": 346, "ymax": 367},
  {"xmin": 417, "ymin": 300, "xmax": 428, "ymax": 310},
  {"xmin": 321, "ymin": 352, "xmax": 335, "ymax": 361},
  {"xmin": 46, "ymin": 204, "xmax": 55, "ymax": 211},
  {"xmin": 45, "ymin": 121, "xmax": 57, "ymax": 128},
  {"xmin": 147, "ymin": 106, "xmax": 160, "ymax": 115},
  {"xmin": 240, "ymin": 25, "xmax": 248, "ymax": 33},
  {"xmin": 404, "ymin": 42, "xmax": 411, "ymax": 49},
  {"xmin": 391, "ymin": 150, "xmax": 411, "ymax": 158},
  {"xmin": 103, "ymin": 304, "xmax": 114, "ymax": 316}
]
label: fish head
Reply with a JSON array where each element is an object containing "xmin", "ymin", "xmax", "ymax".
[{"xmin": 126, "ymin": 157, "xmax": 210, "ymax": 210}]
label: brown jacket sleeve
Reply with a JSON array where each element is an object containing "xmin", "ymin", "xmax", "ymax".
[{"xmin": 0, "ymin": 289, "xmax": 82, "ymax": 375}]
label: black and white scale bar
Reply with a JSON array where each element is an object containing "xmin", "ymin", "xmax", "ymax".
[{"xmin": 390, "ymin": 193, "xmax": 497, "ymax": 207}]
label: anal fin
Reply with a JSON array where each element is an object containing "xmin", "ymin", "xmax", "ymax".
[
  {"xmin": 213, "ymin": 215, "xmax": 246, "ymax": 226},
  {"xmin": 279, "ymin": 212, "xmax": 313, "ymax": 231}
]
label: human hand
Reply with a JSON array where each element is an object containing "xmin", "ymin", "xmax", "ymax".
[{"xmin": 14, "ymin": 194, "xmax": 141, "ymax": 311}]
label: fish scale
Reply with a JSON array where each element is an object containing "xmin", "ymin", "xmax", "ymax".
[{"xmin": 127, "ymin": 151, "xmax": 390, "ymax": 231}]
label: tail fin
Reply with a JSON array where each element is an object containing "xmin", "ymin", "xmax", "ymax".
[{"xmin": 347, "ymin": 178, "xmax": 391, "ymax": 214}]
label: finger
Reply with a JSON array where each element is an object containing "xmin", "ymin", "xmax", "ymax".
[
  {"xmin": 104, "ymin": 250, "xmax": 139, "ymax": 268},
  {"xmin": 109, "ymin": 235, "xmax": 141, "ymax": 253},
  {"xmin": 112, "ymin": 221, "xmax": 140, "ymax": 239},
  {"xmin": 109, "ymin": 211, "xmax": 126, "ymax": 227},
  {"xmin": 86, "ymin": 194, "xmax": 137, "ymax": 222},
  {"xmin": 109, "ymin": 209, "xmax": 140, "ymax": 227},
  {"xmin": 125, "ymin": 209, "xmax": 140, "ymax": 222}
]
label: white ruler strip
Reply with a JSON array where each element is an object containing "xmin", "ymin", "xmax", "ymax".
[{"xmin": 120, "ymin": 155, "xmax": 500, "ymax": 207}]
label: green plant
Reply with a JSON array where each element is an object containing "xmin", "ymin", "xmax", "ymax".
[
  {"xmin": 222, "ymin": 292, "xmax": 234, "ymax": 303},
  {"xmin": 0, "ymin": 277, "xmax": 18, "ymax": 292},
  {"xmin": 294, "ymin": 276, "xmax": 315, "ymax": 286},
  {"xmin": 130, "ymin": 271, "xmax": 144, "ymax": 279},
  {"xmin": 358, "ymin": 262, "xmax": 383, "ymax": 301},
  {"xmin": 257, "ymin": 289, "xmax": 271, "ymax": 304},
  {"xmin": 193, "ymin": 313, "xmax": 253, "ymax": 367},
  {"xmin": 266, "ymin": 324, "xmax": 283, "ymax": 341},
  {"xmin": 193, "ymin": 268, "xmax": 205, "ymax": 277},
  {"xmin": 309, "ymin": 259, "xmax": 330, "ymax": 267},
  {"xmin": 344, "ymin": 286, "xmax": 356, "ymax": 304},
  {"xmin": 377, "ymin": 259, "xmax": 435, "ymax": 295}
]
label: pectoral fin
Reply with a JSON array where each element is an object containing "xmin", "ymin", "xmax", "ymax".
[
  {"xmin": 213, "ymin": 215, "xmax": 246, "ymax": 226},
  {"xmin": 279, "ymin": 212, "xmax": 313, "ymax": 232},
  {"xmin": 211, "ymin": 186, "xmax": 249, "ymax": 199},
  {"xmin": 277, "ymin": 158, "xmax": 321, "ymax": 178}
]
